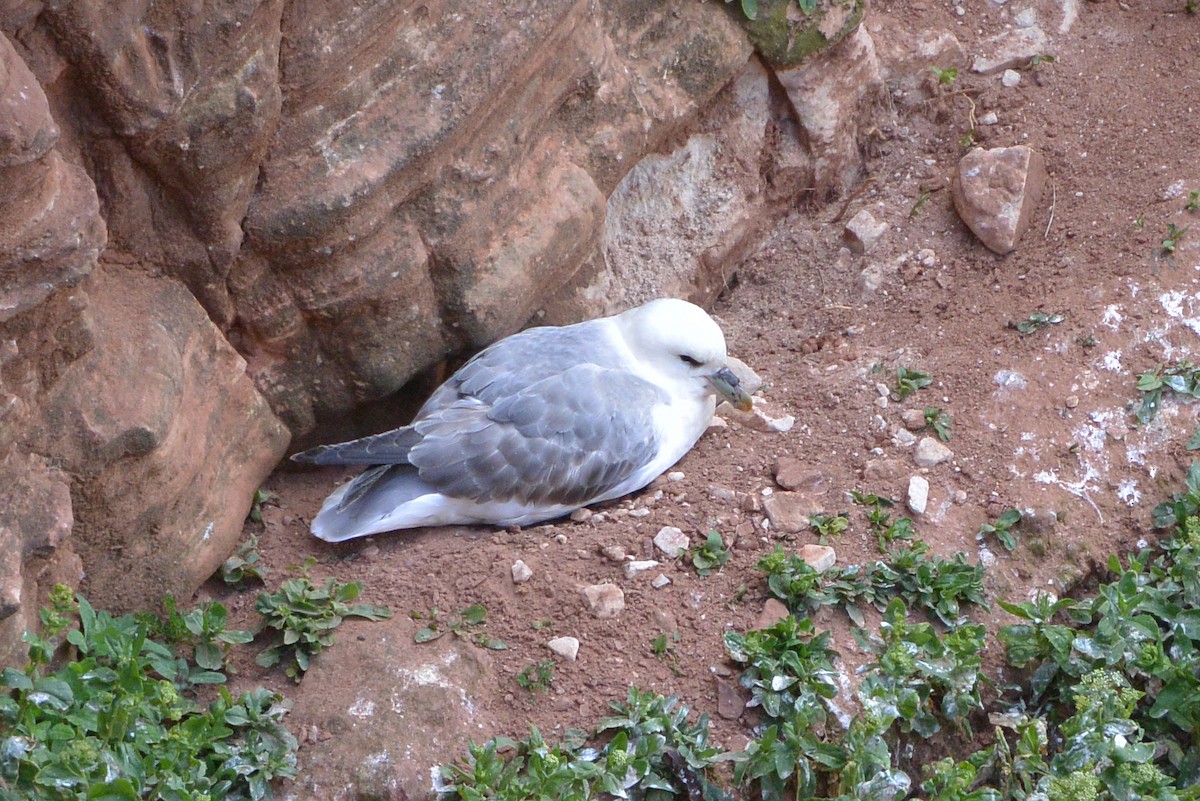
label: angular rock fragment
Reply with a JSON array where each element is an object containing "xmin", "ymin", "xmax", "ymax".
[{"xmin": 952, "ymin": 146, "xmax": 1047, "ymax": 254}]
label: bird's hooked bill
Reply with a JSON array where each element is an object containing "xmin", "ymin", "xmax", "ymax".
[{"xmin": 707, "ymin": 367, "xmax": 753, "ymax": 412}]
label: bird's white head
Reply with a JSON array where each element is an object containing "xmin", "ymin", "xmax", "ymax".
[{"xmin": 615, "ymin": 298, "xmax": 753, "ymax": 410}]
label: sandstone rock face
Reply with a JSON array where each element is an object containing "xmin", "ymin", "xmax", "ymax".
[
  {"xmin": 774, "ymin": 26, "xmax": 887, "ymax": 196},
  {"xmin": 0, "ymin": 30, "xmax": 287, "ymax": 661},
  {"xmin": 0, "ymin": 0, "xmax": 897, "ymax": 664},
  {"xmin": 952, "ymin": 146, "xmax": 1048, "ymax": 255},
  {"xmin": 37, "ymin": 268, "xmax": 290, "ymax": 611}
]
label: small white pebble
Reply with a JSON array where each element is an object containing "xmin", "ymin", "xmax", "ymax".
[
  {"xmin": 667, "ymin": 471, "xmax": 685, "ymax": 482},
  {"xmin": 511, "ymin": 560, "xmax": 533, "ymax": 583},
  {"xmin": 652, "ymin": 574, "xmax": 671, "ymax": 589}
]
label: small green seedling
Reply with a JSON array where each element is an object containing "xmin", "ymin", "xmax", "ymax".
[
  {"xmin": 909, "ymin": 188, "xmax": 933, "ymax": 218},
  {"xmin": 1161, "ymin": 223, "xmax": 1188, "ymax": 256},
  {"xmin": 1187, "ymin": 190, "xmax": 1200, "ymax": 212},
  {"xmin": 412, "ymin": 603, "xmax": 506, "ymax": 650},
  {"xmin": 979, "ymin": 508, "xmax": 1022, "ymax": 551},
  {"xmin": 1134, "ymin": 213, "xmax": 1146, "ymax": 229},
  {"xmin": 1009, "ymin": 311, "xmax": 1064, "ymax": 334},
  {"xmin": 959, "ymin": 129, "xmax": 977, "ymax": 148},
  {"xmin": 651, "ymin": 632, "xmax": 684, "ymax": 675},
  {"xmin": 1078, "ymin": 334, "xmax": 1098, "ymax": 348},
  {"xmin": 931, "ymin": 66, "xmax": 958, "ymax": 86},
  {"xmin": 247, "ymin": 488, "xmax": 280, "ymax": 524},
  {"xmin": 809, "ymin": 512, "xmax": 850, "ymax": 543},
  {"xmin": 515, "ymin": 660, "xmax": 556, "ymax": 693},
  {"xmin": 221, "ymin": 533, "xmax": 269, "ymax": 585},
  {"xmin": 852, "ymin": 492, "xmax": 915, "ymax": 551},
  {"xmin": 1028, "ymin": 54, "xmax": 1056, "ymax": 68},
  {"xmin": 893, "ymin": 366, "xmax": 933, "ymax": 401},
  {"xmin": 688, "ymin": 530, "xmax": 731, "ymax": 576},
  {"xmin": 924, "ymin": 407, "xmax": 952, "ymax": 442},
  {"xmin": 256, "ymin": 559, "xmax": 392, "ymax": 681}
]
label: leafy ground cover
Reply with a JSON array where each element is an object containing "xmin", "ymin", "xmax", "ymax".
[{"xmin": 436, "ymin": 465, "xmax": 1200, "ymax": 801}]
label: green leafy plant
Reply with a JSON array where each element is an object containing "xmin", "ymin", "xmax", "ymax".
[
  {"xmin": 246, "ymin": 488, "xmax": 280, "ymax": 524},
  {"xmin": 221, "ymin": 534, "xmax": 269, "ymax": 586},
  {"xmin": 159, "ymin": 596, "xmax": 254, "ymax": 672},
  {"xmin": 688, "ymin": 531, "xmax": 731, "ymax": 577},
  {"xmin": 1009, "ymin": 311, "xmax": 1064, "ymax": 335},
  {"xmin": 724, "ymin": 0, "xmax": 758, "ymax": 20},
  {"xmin": 412, "ymin": 604, "xmax": 506, "ymax": 651},
  {"xmin": 1187, "ymin": 190, "xmax": 1200, "ymax": 212},
  {"xmin": 1160, "ymin": 222, "xmax": 1188, "ymax": 256},
  {"xmin": 854, "ymin": 599, "xmax": 987, "ymax": 738},
  {"xmin": 256, "ymin": 560, "xmax": 392, "ymax": 681},
  {"xmin": 892, "ymin": 366, "xmax": 932, "ymax": 401},
  {"xmin": 979, "ymin": 508, "xmax": 1023, "ymax": 551},
  {"xmin": 0, "ymin": 590, "xmax": 297, "ymax": 801},
  {"xmin": 808, "ymin": 512, "xmax": 849, "ymax": 543},
  {"xmin": 924, "ymin": 407, "xmax": 953, "ymax": 442},
  {"xmin": 931, "ymin": 66, "xmax": 958, "ymax": 86},
  {"xmin": 852, "ymin": 491, "xmax": 915, "ymax": 552},
  {"xmin": 1134, "ymin": 360, "xmax": 1200, "ymax": 424},
  {"xmin": 1134, "ymin": 213, "xmax": 1146, "ymax": 229},
  {"xmin": 724, "ymin": 615, "xmax": 838, "ymax": 721},
  {"xmin": 515, "ymin": 660, "xmax": 555, "ymax": 694},
  {"xmin": 439, "ymin": 689, "xmax": 731, "ymax": 801},
  {"xmin": 757, "ymin": 541, "xmax": 986, "ymax": 627}
]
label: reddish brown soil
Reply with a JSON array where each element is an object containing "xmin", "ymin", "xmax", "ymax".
[{"xmin": 203, "ymin": 0, "xmax": 1200, "ymax": 784}]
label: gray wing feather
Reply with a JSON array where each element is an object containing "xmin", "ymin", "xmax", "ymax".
[{"xmin": 292, "ymin": 427, "xmax": 423, "ymax": 465}]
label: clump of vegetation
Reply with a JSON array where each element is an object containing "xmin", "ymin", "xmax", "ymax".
[
  {"xmin": 221, "ymin": 533, "xmax": 269, "ymax": 586},
  {"xmin": 688, "ymin": 531, "xmax": 731, "ymax": 576},
  {"xmin": 931, "ymin": 66, "xmax": 958, "ymax": 86},
  {"xmin": 1134, "ymin": 360, "xmax": 1200, "ymax": 424},
  {"xmin": 156, "ymin": 595, "xmax": 254, "ymax": 672},
  {"xmin": 515, "ymin": 660, "xmax": 556, "ymax": 694},
  {"xmin": 256, "ymin": 559, "xmax": 392, "ymax": 681},
  {"xmin": 246, "ymin": 488, "xmax": 281, "ymax": 525},
  {"xmin": 852, "ymin": 491, "xmax": 916, "ymax": 552},
  {"xmin": 0, "ymin": 588, "xmax": 297, "ymax": 801},
  {"xmin": 808, "ymin": 512, "xmax": 850, "ymax": 543},
  {"xmin": 439, "ymin": 689, "xmax": 731, "ymax": 801},
  {"xmin": 757, "ymin": 540, "xmax": 986, "ymax": 627},
  {"xmin": 1159, "ymin": 222, "xmax": 1188, "ymax": 256},
  {"xmin": 412, "ymin": 603, "xmax": 505, "ymax": 651}
]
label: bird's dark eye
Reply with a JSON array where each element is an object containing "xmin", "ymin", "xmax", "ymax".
[{"xmin": 679, "ymin": 354, "xmax": 702, "ymax": 367}]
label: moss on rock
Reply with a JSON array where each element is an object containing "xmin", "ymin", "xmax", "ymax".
[{"xmin": 734, "ymin": 0, "xmax": 866, "ymax": 67}]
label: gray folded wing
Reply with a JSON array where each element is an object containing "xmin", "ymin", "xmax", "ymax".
[{"xmin": 410, "ymin": 363, "xmax": 665, "ymax": 506}]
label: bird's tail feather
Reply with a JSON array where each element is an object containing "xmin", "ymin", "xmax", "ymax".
[{"xmin": 311, "ymin": 465, "xmax": 435, "ymax": 542}]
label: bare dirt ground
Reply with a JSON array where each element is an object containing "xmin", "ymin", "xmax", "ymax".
[{"xmin": 200, "ymin": 0, "xmax": 1200, "ymax": 789}]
